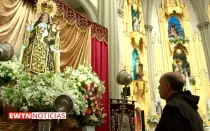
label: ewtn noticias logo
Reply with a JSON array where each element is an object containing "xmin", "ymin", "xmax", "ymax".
[{"xmin": 8, "ymin": 112, "xmax": 66, "ymax": 119}]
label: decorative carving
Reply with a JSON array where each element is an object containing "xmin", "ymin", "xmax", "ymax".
[
  {"xmin": 117, "ymin": 9, "xmax": 124, "ymax": 18},
  {"xmin": 144, "ymin": 25, "xmax": 153, "ymax": 32},
  {"xmin": 127, "ymin": 0, "xmax": 141, "ymax": 6},
  {"xmin": 110, "ymin": 100, "xmax": 135, "ymax": 131},
  {"xmin": 130, "ymin": 32, "xmax": 145, "ymax": 48},
  {"xmin": 160, "ymin": 0, "xmax": 184, "ymax": 16},
  {"xmin": 183, "ymin": 6, "xmax": 189, "ymax": 21},
  {"xmin": 152, "ymin": 32, "xmax": 161, "ymax": 44},
  {"xmin": 197, "ymin": 22, "xmax": 209, "ymax": 30},
  {"xmin": 192, "ymin": 32, "xmax": 202, "ymax": 43},
  {"xmin": 118, "ymin": 0, "xmax": 125, "ymax": 12},
  {"xmin": 169, "ymin": 43, "xmax": 188, "ymax": 55},
  {"xmin": 158, "ymin": 9, "xmax": 166, "ymax": 22},
  {"xmin": 133, "ymin": 81, "xmax": 148, "ymax": 100},
  {"xmin": 158, "ymin": 0, "xmax": 187, "ymax": 22},
  {"xmin": 199, "ymin": 69, "xmax": 210, "ymax": 86}
]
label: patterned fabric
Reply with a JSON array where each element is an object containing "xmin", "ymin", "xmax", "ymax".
[
  {"xmin": 22, "ymin": 22, "xmax": 60, "ymax": 74},
  {"xmin": 54, "ymin": 0, "xmax": 91, "ymax": 31},
  {"xmin": 53, "ymin": 0, "xmax": 108, "ymax": 43},
  {"xmin": 22, "ymin": 26, "xmax": 49, "ymax": 73},
  {"xmin": 91, "ymin": 22, "xmax": 108, "ymax": 44}
]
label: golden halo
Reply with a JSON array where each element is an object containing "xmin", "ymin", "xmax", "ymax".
[{"xmin": 36, "ymin": 0, "xmax": 57, "ymax": 17}]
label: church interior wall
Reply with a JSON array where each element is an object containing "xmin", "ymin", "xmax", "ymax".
[
  {"xmin": 60, "ymin": 0, "xmax": 210, "ymax": 128},
  {"xmin": 184, "ymin": 0, "xmax": 199, "ymax": 33},
  {"xmin": 58, "ymin": 0, "xmax": 210, "ymax": 128},
  {"xmin": 1, "ymin": 0, "xmax": 210, "ymax": 130},
  {"xmin": 89, "ymin": 0, "xmax": 98, "ymax": 10},
  {"xmin": 151, "ymin": 0, "xmax": 210, "ymax": 118}
]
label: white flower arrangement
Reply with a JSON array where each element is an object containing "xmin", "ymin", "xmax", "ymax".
[
  {"xmin": 0, "ymin": 72, "xmax": 87, "ymax": 114},
  {"xmin": 0, "ymin": 59, "xmax": 106, "ymax": 126},
  {"xmin": 63, "ymin": 65, "xmax": 106, "ymax": 126},
  {"xmin": 147, "ymin": 113, "xmax": 160, "ymax": 125},
  {"xmin": 0, "ymin": 56, "xmax": 25, "ymax": 85}
]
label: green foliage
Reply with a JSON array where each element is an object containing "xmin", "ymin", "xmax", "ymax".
[
  {"xmin": 0, "ymin": 58, "xmax": 106, "ymax": 126},
  {"xmin": 169, "ymin": 36, "xmax": 189, "ymax": 44}
]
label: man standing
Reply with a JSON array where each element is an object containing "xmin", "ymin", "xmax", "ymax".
[{"xmin": 155, "ymin": 72, "xmax": 204, "ymax": 131}]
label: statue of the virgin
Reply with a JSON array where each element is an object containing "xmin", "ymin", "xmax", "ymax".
[{"xmin": 20, "ymin": 1, "xmax": 60, "ymax": 74}]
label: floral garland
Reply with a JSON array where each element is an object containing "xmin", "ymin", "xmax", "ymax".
[
  {"xmin": 169, "ymin": 36, "xmax": 189, "ymax": 44},
  {"xmin": 0, "ymin": 57, "xmax": 106, "ymax": 127}
]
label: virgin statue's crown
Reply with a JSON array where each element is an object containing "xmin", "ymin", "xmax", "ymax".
[{"xmin": 36, "ymin": 0, "xmax": 57, "ymax": 17}]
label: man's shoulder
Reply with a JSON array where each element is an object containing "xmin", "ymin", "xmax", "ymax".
[{"xmin": 167, "ymin": 96, "xmax": 189, "ymax": 108}]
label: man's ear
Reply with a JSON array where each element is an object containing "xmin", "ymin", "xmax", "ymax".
[{"xmin": 166, "ymin": 83, "xmax": 170, "ymax": 91}]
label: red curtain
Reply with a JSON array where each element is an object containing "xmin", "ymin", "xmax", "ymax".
[
  {"xmin": 91, "ymin": 37, "xmax": 109, "ymax": 131},
  {"xmin": 54, "ymin": 1, "xmax": 110, "ymax": 130}
]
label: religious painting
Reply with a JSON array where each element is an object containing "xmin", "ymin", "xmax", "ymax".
[
  {"xmin": 168, "ymin": 16, "xmax": 184, "ymax": 38},
  {"xmin": 132, "ymin": 48, "xmax": 139, "ymax": 80},
  {"xmin": 131, "ymin": 5, "xmax": 140, "ymax": 31}
]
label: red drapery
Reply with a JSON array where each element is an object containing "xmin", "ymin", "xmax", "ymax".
[
  {"xmin": 55, "ymin": 1, "xmax": 110, "ymax": 130},
  {"xmin": 91, "ymin": 23, "xmax": 109, "ymax": 131}
]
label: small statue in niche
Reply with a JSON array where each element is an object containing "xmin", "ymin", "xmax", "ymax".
[
  {"xmin": 133, "ymin": 13, "xmax": 140, "ymax": 31},
  {"xmin": 131, "ymin": 5, "xmax": 141, "ymax": 31},
  {"xmin": 169, "ymin": 23, "xmax": 178, "ymax": 38},
  {"xmin": 174, "ymin": 59, "xmax": 186, "ymax": 80},
  {"xmin": 136, "ymin": 56, "xmax": 143, "ymax": 79}
]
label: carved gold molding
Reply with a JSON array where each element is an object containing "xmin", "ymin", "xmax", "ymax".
[
  {"xmin": 158, "ymin": 0, "xmax": 189, "ymax": 21},
  {"xmin": 132, "ymin": 80, "xmax": 148, "ymax": 101},
  {"xmin": 160, "ymin": 0, "xmax": 184, "ymax": 15},
  {"xmin": 130, "ymin": 32, "xmax": 146, "ymax": 52},
  {"xmin": 157, "ymin": 0, "xmax": 191, "ymax": 54},
  {"xmin": 127, "ymin": 0, "xmax": 141, "ymax": 6}
]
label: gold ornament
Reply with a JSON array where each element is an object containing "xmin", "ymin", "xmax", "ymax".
[{"xmin": 36, "ymin": 0, "xmax": 57, "ymax": 17}]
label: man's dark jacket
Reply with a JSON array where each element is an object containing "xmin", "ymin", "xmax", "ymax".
[{"xmin": 155, "ymin": 91, "xmax": 204, "ymax": 131}]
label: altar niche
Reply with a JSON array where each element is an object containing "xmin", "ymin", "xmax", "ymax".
[
  {"xmin": 168, "ymin": 16, "xmax": 184, "ymax": 38},
  {"xmin": 172, "ymin": 47, "xmax": 190, "ymax": 80},
  {"xmin": 132, "ymin": 48, "xmax": 143, "ymax": 80},
  {"xmin": 131, "ymin": 5, "xmax": 141, "ymax": 32},
  {"xmin": 128, "ymin": 0, "xmax": 146, "ymax": 55}
]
